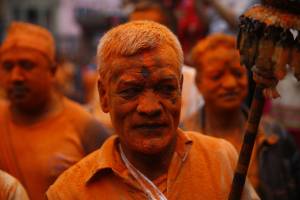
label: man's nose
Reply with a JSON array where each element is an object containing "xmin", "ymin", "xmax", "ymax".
[
  {"xmin": 222, "ymin": 73, "xmax": 237, "ymax": 89},
  {"xmin": 11, "ymin": 66, "xmax": 25, "ymax": 82},
  {"xmin": 137, "ymin": 91, "xmax": 162, "ymax": 117}
]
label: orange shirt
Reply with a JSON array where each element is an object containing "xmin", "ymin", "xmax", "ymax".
[
  {"xmin": 182, "ymin": 109, "xmax": 266, "ymax": 189},
  {"xmin": 0, "ymin": 98, "xmax": 109, "ymax": 200},
  {"xmin": 47, "ymin": 129, "xmax": 259, "ymax": 200}
]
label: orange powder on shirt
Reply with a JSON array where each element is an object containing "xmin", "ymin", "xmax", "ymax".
[{"xmin": 46, "ymin": 129, "xmax": 259, "ymax": 200}]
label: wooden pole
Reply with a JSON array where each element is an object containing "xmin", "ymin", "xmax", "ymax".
[{"xmin": 228, "ymin": 84, "xmax": 265, "ymax": 200}]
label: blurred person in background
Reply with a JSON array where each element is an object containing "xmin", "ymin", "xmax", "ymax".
[
  {"xmin": 270, "ymin": 69, "xmax": 300, "ymax": 148},
  {"xmin": 54, "ymin": 55, "xmax": 77, "ymax": 100},
  {"xmin": 0, "ymin": 21, "xmax": 110, "ymax": 200},
  {"xmin": 182, "ymin": 33, "xmax": 300, "ymax": 200},
  {"xmin": 81, "ymin": 56, "xmax": 114, "ymax": 130},
  {"xmin": 0, "ymin": 170, "xmax": 29, "ymax": 200}
]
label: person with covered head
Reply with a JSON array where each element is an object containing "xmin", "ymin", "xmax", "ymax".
[
  {"xmin": 0, "ymin": 22, "xmax": 110, "ymax": 200},
  {"xmin": 46, "ymin": 20, "xmax": 258, "ymax": 200},
  {"xmin": 182, "ymin": 33, "xmax": 300, "ymax": 199}
]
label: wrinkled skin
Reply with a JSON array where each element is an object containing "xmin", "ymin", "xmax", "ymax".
[
  {"xmin": 0, "ymin": 48, "xmax": 55, "ymax": 113},
  {"xmin": 196, "ymin": 48, "xmax": 248, "ymax": 110},
  {"xmin": 98, "ymin": 45, "xmax": 182, "ymax": 155}
]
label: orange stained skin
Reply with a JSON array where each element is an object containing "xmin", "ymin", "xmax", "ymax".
[
  {"xmin": 196, "ymin": 48, "xmax": 248, "ymax": 111},
  {"xmin": 0, "ymin": 48, "xmax": 54, "ymax": 112},
  {"xmin": 99, "ymin": 44, "xmax": 182, "ymax": 155},
  {"xmin": 129, "ymin": 9, "xmax": 167, "ymax": 26}
]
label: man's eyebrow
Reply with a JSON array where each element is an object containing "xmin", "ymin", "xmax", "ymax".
[
  {"xmin": 117, "ymin": 78, "xmax": 142, "ymax": 86},
  {"xmin": 158, "ymin": 75, "xmax": 178, "ymax": 82}
]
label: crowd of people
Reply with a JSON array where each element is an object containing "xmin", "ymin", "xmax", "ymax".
[{"xmin": 0, "ymin": 0, "xmax": 299, "ymax": 200}]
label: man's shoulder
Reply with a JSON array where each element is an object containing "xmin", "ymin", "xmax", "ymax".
[
  {"xmin": 63, "ymin": 98, "xmax": 92, "ymax": 119},
  {"xmin": 47, "ymin": 135, "xmax": 117, "ymax": 198},
  {"xmin": 187, "ymin": 131, "xmax": 236, "ymax": 149},
  {"xmin": 185, "ymin": 131, "xmax": 238, "ymax": 161}
]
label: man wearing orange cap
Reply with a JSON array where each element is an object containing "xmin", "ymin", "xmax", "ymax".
[{"xmin": 0, "ymin": 21, "xmax": 110, "ymax": 200}]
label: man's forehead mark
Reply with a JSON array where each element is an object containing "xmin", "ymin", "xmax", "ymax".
[{"xmin": 141, "ymin": 66, "xmax": 150, "ymax": 78}]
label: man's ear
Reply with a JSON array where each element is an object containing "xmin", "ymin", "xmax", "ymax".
[
  {"xmin": 97, "ymin": 79, "xmax": 110, "ymax": 113},
  {"xmin": 50, "ymin": 62, "xmax": 57, "ymax": 75}
]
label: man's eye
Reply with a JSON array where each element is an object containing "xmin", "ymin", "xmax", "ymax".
[
  {"xmin": 19, "ymin": 60, "xmax": 35, "ymax": 70},
  {"xmin": 1, "ymin": 61, "xmax": 14, "ymax": 71},
  {"xmin": 232, "ymin": 70, "xmax": 244, "ymax": 78},
  {"xmin": 119, "ymin": 87, "xmax": 142, "ymax": 99},
  {"xmin": 157, "ymin": 84, "xmax": 177, "ymax": 96},
  {"xmin": 210, "ymin": 73, "xmax": 222, "ymax": 80}
]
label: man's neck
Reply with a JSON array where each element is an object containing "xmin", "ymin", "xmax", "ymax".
[
  {"xmin": 120, "ymin": 137, "xmax": 177, "ymax": 181},
  {"xmin": 10, "ymin": 92, "xmax": 63, "ymax": 125}
]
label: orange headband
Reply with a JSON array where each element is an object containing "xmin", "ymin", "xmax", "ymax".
[{"xmin": 0, "ymin": 21, "xmax": 55, "ymax": 63}]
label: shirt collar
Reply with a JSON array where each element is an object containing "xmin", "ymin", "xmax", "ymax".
[{"xmin": 84, "ymin": 129, "xmax": 193, "ymax": 184}]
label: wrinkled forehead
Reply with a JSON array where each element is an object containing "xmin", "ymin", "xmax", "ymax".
[
  {"xmin": 108, "ymin": 46, "xmax": 181, "ymax": 78},
  {"xmin": 197, "ymin": 48, "xmax": 241, "ymax": 68}
]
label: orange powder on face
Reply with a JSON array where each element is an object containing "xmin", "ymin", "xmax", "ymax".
[{"xmin": 195, "ymin": 47, "xmax": 241, "ymax": 70}]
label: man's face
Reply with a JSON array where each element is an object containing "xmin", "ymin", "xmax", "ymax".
[
  {"xmin": 196, "ymin": 49, "xmax": 248, "ymax": 110},
  {"xmin": 0, "ymin": 48, "xmax": 54, "ymax": 112},
  {"xmin": 100, "ymin": 45, "xmax": 182, "ymax": 154}
]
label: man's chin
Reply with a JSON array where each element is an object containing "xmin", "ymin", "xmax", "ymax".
[
  {"xmin": 129, "ymin": 137, "xmax": 174, "ymax": 155},
  {"xmin": 217, "ymin": 101, "xmax": 241, "ymax": 111}
]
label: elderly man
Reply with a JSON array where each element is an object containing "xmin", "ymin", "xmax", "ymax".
[
  {"xmin": 0, "ymin": 22, "xmax": 110, "ymax": 200},
  {"xmin": 47, "ymin": 21, "xmax": 258, "ymax": 199}
]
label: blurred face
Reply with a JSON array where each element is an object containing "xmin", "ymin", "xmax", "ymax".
[
  {"xmin": 196, "ymin": 48, "xmax": 248, "ymax": 110},
  {"xmin": 0, "ymin": 48, "xmax": 54, "ymax": 112},
  {"xmin": 99, "ymin": 45, "xmax": 182, "ymax": 154}
]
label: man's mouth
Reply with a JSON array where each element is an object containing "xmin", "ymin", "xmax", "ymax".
[
  {"xmin": 133, "ymin": 123, "xmax": 168, "ymax": 130},
  {"xmin": 219, "ymin": 91, "xmax": 239, "ymax": 100}
]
